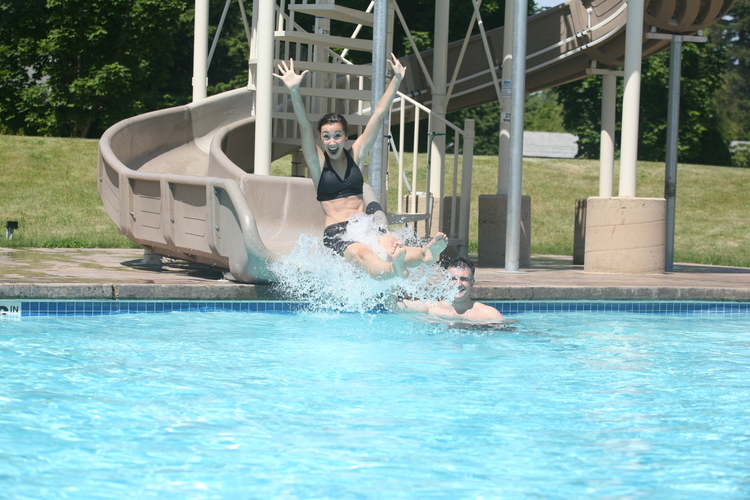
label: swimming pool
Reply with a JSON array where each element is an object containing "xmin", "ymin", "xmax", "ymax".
[{"xmin": 1, "ymin": 301, "xmax": 749, "ymax": 498}]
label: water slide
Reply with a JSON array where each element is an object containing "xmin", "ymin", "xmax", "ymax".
[
  {"xmin": 398, "ymin": 0, "xmax": 735, "ymax": 110},
  {"xmin": 98, "ymin": 0, "xmax": 734, "ymax": 283}
]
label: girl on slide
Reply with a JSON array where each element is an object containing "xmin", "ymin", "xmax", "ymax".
[{"xmin": 274, "ymin": 54, "xmax": 448, "ymax": 279}]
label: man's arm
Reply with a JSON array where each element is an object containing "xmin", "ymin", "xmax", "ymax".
[{"xmin": 394, "ymin": 299, "xmax": 431, "ymax": 313}]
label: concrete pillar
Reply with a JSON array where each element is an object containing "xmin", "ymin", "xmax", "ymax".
[
  {"xmin": 291, "ymin": 151, "xmax": 306, "ymax": 178},
  {"xmin": 478, "ymin": 194, "xmax": 531, "ymax": 268},
  {"xmin": 573, "ymin": 199, "xmax": 587, "ymax": 265},
  {"xmin": 192, "ymin": 0, "xmax": 209, "ymax": 102},
  {"xmin": 252, "ymin": 0, "xmax": 274, "ymax": 175},
  {"xmin": 402, "ymin": 193, "xmax": 432, "ymax": 236},
  {"xmin": 458, "ymin": 118, "xmax": 475, "ymax": 258},
  {"xmin": 600, "ymin": 73, "xmax": 617, "ymax": 197},
  {"xmin": 505, "ymin": 0, "xmax": 529, "ymax": 272},
  {"xmin": 369, "ymin": 0, "xmax": 388, "ymax": 204},
  {"xmin": 584, "ymin": 197, "xmax": 666, "ymax": 274},
  {"xmin": 619, "ymin": 0, "xmax": 645, "ymax": 197},
  {"xmin": 497, "ymin": 0, "xmax": 514, "ymax": 196},
  {"xmin": 481, "ymin": 0, "xmax": 522, "ymax": 271},
  {"xmin": 664, "ymin": 36, "xmax": 683, "ymax": 271},
  {"xmin": 441, "ymin": 196, "xmax": 461, "ymax": 261},
  {"xmin": 428, "ymin": 0, "xmax": 450, "ymax": 236}
]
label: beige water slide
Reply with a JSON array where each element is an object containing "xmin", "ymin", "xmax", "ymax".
[{"xmin": 98, "ymin": 0, "xmax": 733, "ymax": 283}]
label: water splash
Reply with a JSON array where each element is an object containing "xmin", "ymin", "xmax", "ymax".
[{"xmin": 271, "ymin": 216, "xmax": 457, "ymax": 313}]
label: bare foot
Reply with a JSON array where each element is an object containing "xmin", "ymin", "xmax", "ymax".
[
  {"xmin": 390, "ymin": 245, "xmax": 408, "ymax": 279},
  {"xmin": 379, "ymin": 232, "xmax": 403, "ymax": 254},
  {"xmin": 423, "ymin": 232, "xmax": 448, "ymax": 265}
]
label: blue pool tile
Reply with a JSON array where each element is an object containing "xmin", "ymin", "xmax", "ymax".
[{"xmin": 9, "ymin": 300, "xmax": 750, "ymax": 318}]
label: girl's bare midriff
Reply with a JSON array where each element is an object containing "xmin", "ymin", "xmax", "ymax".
[{"xmin": 321, "ymin": 195, "xmax": 365, "ymax": 227}]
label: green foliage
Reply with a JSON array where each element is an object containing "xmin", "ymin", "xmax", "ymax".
[
  {"xmin": 524, "ymin": 89, "xmax": 566, "ymax": 132},
  {"xmin": 0, "ymin": 0, "xmax": 254, "ymax": 138},
  {"xmin": 204, "ymin": 0, "xmax": 255, "ymax": 95},
  {"xmin": 402, "ymin": 31, "xmax": 433, "ymax": 55},
  {"xmin": 387, "ymin": 0, "xmax": 507, "ymax": 47},
  {"xmin": 447, "ymin": 102, "xmax": 501, "ymax": 155},
  {"xmin": 1, "ymin": 0, "xmax": 744, "ymax": 158},
  {"xmin": 555, "ymin": 76, "xmax": 605, "ymax": 159},
  {"xmin": 557, "ymin": 42, "xmax": 731, "ymax": 165},
  {"xmin": 711, "ymin": 0, "xmax": 750, "ymax": 142},
  {"xmin": 640, "ymin": 43, "xmax": 730, "ymax": 165},
  {"xmin": 444, "ymin": 89, "xmax": 566, "ymax": 156},
  {"xmin": 0, "ymin": 0, "xmax": 187, "ymax": 138},
  {"xmin": 731, "ymin": 142, "xmax": 750, "ymax": 167},
  {"xmin": 391, "ymin": 0, "xmax": 507, "ymax": 56}
]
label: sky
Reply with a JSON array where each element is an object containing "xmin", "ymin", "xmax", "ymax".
[{"xmin": 534, "ymin": 0, "xmax": 565, "ymax": 8}]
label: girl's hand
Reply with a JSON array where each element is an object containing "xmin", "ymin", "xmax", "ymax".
[
  {"xmin": 273, "ymin": 59, "xmax": 308, "ymax": 90},
  {"xmin": 387, "ymin": 53, "xmax": 406, "ymax": 80}
]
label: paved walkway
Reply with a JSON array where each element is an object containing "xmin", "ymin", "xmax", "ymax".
[{"xmin": 2, "ymin": 248, "xmax": 749, "ymax": 301}]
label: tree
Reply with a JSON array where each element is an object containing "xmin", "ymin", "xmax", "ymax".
[
  {"xmin": 557, "ymin": 40, "xmax": 731, "ymax": 165},
  {"xmin": 0, "ymin": 0, "xmax": 50, "ymax": 135},
  {"xmin": 549, "ymin": 76, "xmax": 604, "ymax": 159},
  {"xmin": 0, "ymin": 0, "xmax": 567, "ymax": 140},
  {"xmin": 202, "ymin": 0, "xmax": 254, "ymax": 96},
  {"xmin": 0, "ymin": 0, "xmax": 186, "ymax": 138},
  {"xmin": 448, "ymin": 101, "xmax": 501, "ymax": 155},
  {"xmin": 394, "ymin": 0, "xmax": 508, "ymax": 54},
  {"xmin": 443, "ymin": 89, "xmax": 565, "ymax": 156},
  {"xmin": 711, "ymin": 0, "xmax": 750, "ymax": 143},
  {"xmin": 523, "ymin": 89, "xmax": 566, "ymax": 132}
]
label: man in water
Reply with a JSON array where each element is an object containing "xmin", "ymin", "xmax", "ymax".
[{"xmin": 395, "ymin": 257, "xmax": 504, "ymax": 321}]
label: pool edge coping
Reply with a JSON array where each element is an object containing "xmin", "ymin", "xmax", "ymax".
[{"xmin": 2, "ymin": 283, "xmax": 750, "ymax": 302}]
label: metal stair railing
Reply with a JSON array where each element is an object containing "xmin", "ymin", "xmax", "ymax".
[
  {"xmin": 266, "ymin": 1, "xmax": 475, "ymax": 255},
  {"xmin": 386, "ymin": 91, "xmax": 475, "ymax": 255},
  {"xmin": 269, "ymin": 1, "xmax": 376, "ymax": 147}
]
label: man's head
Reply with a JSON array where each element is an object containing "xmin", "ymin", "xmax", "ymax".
[{"xmin": 444, "ymin": 257, "xmax": 475, "ymax": 300}]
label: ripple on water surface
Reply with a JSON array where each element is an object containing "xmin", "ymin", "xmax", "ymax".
[{"xmin": 1, "ymin": 311, "xmax": 749, "ymax": 497}]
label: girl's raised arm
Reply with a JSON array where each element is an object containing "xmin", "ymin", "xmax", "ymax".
[
  {"xmin": 350, "ymin": 54, "xmax": 406, "ymax": 166},
  {"xmin": 273, "ymin": 59, "xmax": 323, "ymax": 183}
]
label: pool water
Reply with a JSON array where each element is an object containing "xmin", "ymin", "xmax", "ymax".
[{"xmin": 1, "ymin": 310, "xmax": 749, "ymax": 498}]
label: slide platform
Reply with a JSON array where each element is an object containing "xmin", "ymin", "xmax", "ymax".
[{"xmin": 98, "ymin": 0, "xmax": 734, "ymax": 283}]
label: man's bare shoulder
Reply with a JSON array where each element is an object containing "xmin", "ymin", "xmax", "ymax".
[{"xmin": 464, "ymin": 301, "xmax": 504, "ymax": 321}]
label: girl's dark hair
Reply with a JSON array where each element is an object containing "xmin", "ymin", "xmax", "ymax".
[{"xmin": 316, "ymin": 113, "xmax": 348, "ymax": 135}]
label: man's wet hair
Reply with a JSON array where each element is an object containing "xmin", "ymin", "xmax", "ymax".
[{"xmin": 443, "ymin": 256, "xmax": 475, "ymax": 277}]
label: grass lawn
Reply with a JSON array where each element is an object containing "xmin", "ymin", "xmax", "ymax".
[
  {"xmin": 379, "ymin": 151, "xmax": 750, "ymax": 267},
  {"xmin": 2, "ymin": 134, "xmax": 749, "ymax": 267},
  {"xmin": 0, "ymin": 135, "xmax": 138, "ymax": 248}
]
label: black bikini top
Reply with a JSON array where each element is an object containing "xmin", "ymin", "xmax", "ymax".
[{"xmin": 316, "ymin": 149, "xmax": 364, "ymax": 202}]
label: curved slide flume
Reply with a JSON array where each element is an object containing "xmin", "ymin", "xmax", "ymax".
[
  {"xmin": 98, "ymin": 0, "xmax": 734, "ymax": 283},
  {"xmin": 398, "ymin": 0, "xmax": 735, "ymax": 110}
]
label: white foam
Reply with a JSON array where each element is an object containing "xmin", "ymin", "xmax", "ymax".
[
  {"xmin": 271, "ymin": 220, "xmax": 457, "ymax": 313},
  {"xmin": 340, "ymin": 212, "xmax": 389, "ymax": 260}
]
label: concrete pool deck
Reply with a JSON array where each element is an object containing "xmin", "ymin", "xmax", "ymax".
[{"xmin": 2, "ymin": 247, "xmax": 749, "ymax": 301}]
